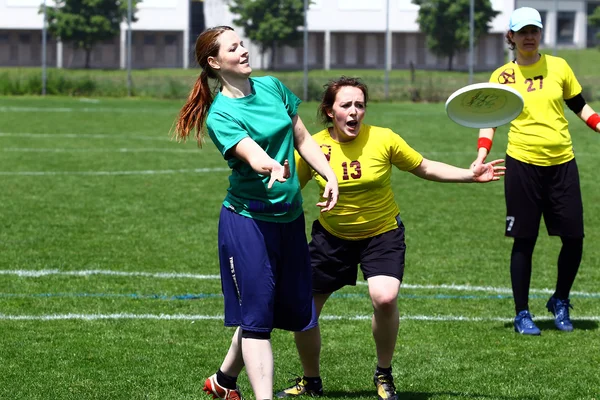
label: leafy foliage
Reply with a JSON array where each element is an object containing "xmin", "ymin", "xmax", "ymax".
[
  {"xmin": 228, "ymin": 0, "xmax": 306, "ymax": 69},
  {"xmin": 42, "ymin": 0, "xmax": 139, "ymax": 68},
  {"xmin": 412, "ymin": 0, "xmax": 499, "ymax": 70}
]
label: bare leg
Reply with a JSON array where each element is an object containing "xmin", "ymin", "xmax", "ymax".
[
  {"xmin": 243, "ymin": 337, "xmax": 274, "ymax": 400},
  {"xmin": 220, "ymin": 327, "xmax": 245, "ymax": 377},
  {"xmin": 367, "ymin": 276, "xmax": 401, "ymax": 369},
  {"xmin": 293, "ymin": 293, "xmax": 331, "ymax": 377}
]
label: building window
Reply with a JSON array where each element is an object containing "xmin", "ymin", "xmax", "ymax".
[
  {"xmin": 0, "ymin": 33, "xmax": 9, "ymax": 43},
  {"xmin": 165, "ymin": 34, "xmax": 177, "ymax": 46},
  {"xmin": 557, "ymin": 11, "xmax": 576, "ymax": 45},
  {"xmin": 19, "ymin": 33, "xmax": 31, "ymax": 44},
  {"xmin": 538, "ymin": 11, "xmax": 547, "ymax": 44},
  {"xmin": 587, "ymin": 3, "xmax": 600, "ymax": 48},
  {"xmin": 144, "ymin": 34, "xmax": 155, "ymax": 45}
]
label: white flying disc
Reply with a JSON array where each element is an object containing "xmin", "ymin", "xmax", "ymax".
[{"xmin": 445, "ymin": 83, "xmax": 524, "ymax": 129}]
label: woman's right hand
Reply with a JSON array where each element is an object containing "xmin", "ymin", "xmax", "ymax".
[
  {"xmin": 266, "ymin": 159, "xmax": 290, "ymax": 189},
  {"xmin": 317, "ymin": 177, "xmax": 339, "ymax": 212}
]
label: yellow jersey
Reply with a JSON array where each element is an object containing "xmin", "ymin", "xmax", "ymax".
[
  {"xmin": 296, "ymin": 124, "xmax": 423, "ymax": 240},
  {"xmin": 489, "ymin": 54, "xmax": 582, "ymax": 166}
]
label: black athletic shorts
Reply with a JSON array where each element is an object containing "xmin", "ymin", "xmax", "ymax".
[
  {"xmin": 504, "ymin": 154, "xmax": 584, "ymax": 238},
  {"xmin": 309, "ymin": 216, "xmax": 406, "ymax": 294}
]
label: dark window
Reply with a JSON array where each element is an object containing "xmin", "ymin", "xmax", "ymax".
[
  {"xmin": 538, "ymin": 11, "xmax": 547, "ymax": 44},
  {"xmin": 190, "ymin": 0, "xmax": 205, "ymax": 43},
  {"xmin": 165, "ymin": 34, "xmax": 177, "ymax": 46},
  {"xmin": 19, "ymin": 33, "xmax": 30, "ymax": 44},
  {"xmin": 557, "ymin": 11, "xmax": 576, "ymax": 44},
  {"xmin": 144, "ymin": 34, "xmax": 155, "ymax": 45},
  {"xmin": 0, "ymin": 33, "xmax": 9, "ymax": 43},
  {"xmin": 587, "ymin": 3, "xmax": 600, "ymax": 48}
]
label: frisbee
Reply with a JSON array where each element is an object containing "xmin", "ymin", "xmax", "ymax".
[{"xmin": 445, "ymin": 83, "xmax": 524, "ymax": 128}]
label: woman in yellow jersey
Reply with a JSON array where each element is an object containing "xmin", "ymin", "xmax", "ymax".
[
  {"xmin": 472, "ymin": 7, "xmax": 600, "ymax": 336},
  {"xmin": 276, "ymin": 77, "xmax": 505, "ymax": 400}
]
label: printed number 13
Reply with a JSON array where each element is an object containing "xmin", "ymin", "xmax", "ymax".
[
  {"xmin": 525, "ymin": 75, "xmax": 543, "ymax": 92},
  {"xmin": 341, "ymin": 161, "xmax": 362, "ymax": 180}
]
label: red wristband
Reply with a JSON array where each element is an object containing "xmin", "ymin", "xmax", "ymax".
[
  {"xmin": 586, "ymin": 113, "xmax": 600, "ymax": 131},
  {"xmin": 477, "ymin": 137, "xmax": 493, "ymax": 152}
]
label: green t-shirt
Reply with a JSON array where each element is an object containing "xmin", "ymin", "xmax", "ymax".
[{"xmin": 207, "ymin": 76, "xmax": 303, "ymax": 223}]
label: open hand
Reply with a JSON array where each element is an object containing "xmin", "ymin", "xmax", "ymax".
[
  {"xmin": 473, "ymin": 159, "xmax": 506, "ymax": 182},
  {"xmin": 267, "ymin": 159, "xmax": 290, "ymax": 189},
  {"xmin": 316, "ymin": 179, "xmax": 339, "ymax": 212}
]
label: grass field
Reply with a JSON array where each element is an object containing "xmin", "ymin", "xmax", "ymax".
[
  {"xmin": 1, "ymin": 96, "xmax": 599, "ymax": 400},
  {"xmin": 3, "ymin": 48, "xmax": 600, "ymax": 101}
]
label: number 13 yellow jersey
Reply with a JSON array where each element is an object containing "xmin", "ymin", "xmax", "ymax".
[{"xmin": 296, "ymin": 124, "xmax": 423, "ymax": 240}]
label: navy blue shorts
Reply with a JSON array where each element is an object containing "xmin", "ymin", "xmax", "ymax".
[
  {"xmin": 504, "ymin": 155, "xmax": 584, "ymax": 238},
  {"xmin": 218, "ymin": 206, "xmax": 317, "ymax": 333}
]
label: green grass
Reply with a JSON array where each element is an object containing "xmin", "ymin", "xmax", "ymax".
[
  {"xmin": 2, "ymin": 48, "xmax": 600, "ymax": 101},
  {"xmin": 1, "ymin": 96, "xmax": 599, "ymax": 399}
]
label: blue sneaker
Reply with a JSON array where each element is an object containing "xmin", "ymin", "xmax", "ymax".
[
  {"xmin": 514, "ymin": 310, "xmax": 541, "ymax": 335},
  {"xmin": 546, "ymin": 297, "xmax": 574, "ymax": 332}
]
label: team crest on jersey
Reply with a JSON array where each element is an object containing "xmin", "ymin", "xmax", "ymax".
[
  {"xmin": 321, "ymin": 144, "xmax": 332, "ymax": 161},
  {"xmin": 498, "ymin": 68, "xmax": 516, "ymax": 84}
]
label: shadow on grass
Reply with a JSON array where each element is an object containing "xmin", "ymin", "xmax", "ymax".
[
  {"xmin": 323, "ymin": 390, "xmax": 538, "ymax": 399},
  {"xmin": 502, "ymin": 319, "xmax": 599, "ymax": 331},
  {"xmin": 535, "ymin": 319, "xmax": 599, "ymax": 331}
]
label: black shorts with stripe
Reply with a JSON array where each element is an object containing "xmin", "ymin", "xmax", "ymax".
[
  {"xmin": 308, "ymin": 216, "xmax": 406, "ymax": 294},
  {"xmin": 504, "ymin": 154, "xmax": 584, "ymax": 238}
]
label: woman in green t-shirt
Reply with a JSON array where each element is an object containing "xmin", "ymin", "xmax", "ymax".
[{"xmin": 173, "ymin": 26, "xmax": 338, "ymax": 400}]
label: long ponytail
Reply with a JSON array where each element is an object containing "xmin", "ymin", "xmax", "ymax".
[
  {"xmin": 174, "ymin": 69, "xmax": 214, "ymax": 146},
  {"xmin": 172, "ymin": 26, "xmax": 233, "ymax": 146}
]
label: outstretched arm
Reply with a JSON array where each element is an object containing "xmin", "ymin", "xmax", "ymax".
[
  {"xmin": 230, "ymin": 137, "xmax": 290, "ymax": 189},
  {"xmin": 577, "ymin": 104, "xmax": 600, "ymax": 133},
  {"xmin": 292, "ymin": 115, "xmax": 339, "ymax": 212},
  {"xmin": 410, "ymin": 157, "xmax": 505, "ymax": 183},
  {"xmin": 472, "ymin": 127, "xmax": 496, "ymax": 169}
]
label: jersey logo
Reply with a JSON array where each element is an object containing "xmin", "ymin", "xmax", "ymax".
[
  {"xmin": 320, "ymin": 144, "xmax": 331, "ymax": 162},
  {"xmin": 498, "ymin": 68, "xmax": 516, "ymax": 84}
]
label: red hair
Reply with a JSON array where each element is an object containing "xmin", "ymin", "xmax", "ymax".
[{"xmin": 173, "ymin": 26, "xmax": 234, "ymax": 146}]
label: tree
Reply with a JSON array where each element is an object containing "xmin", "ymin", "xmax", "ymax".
[
  {"xmin": 228, "ymin": 0, "xmax": 305, "ymax": 69},
  {"xmin": 589, "ymin": 6, "xmax": 600, "ymax": 47},
  {"xmin": 42, "ymin": 0, "xmax": 139, "ymax": 69},
  {"xmin": 412, "ymin": 0, "xmax": 499, "ymax": 71}
]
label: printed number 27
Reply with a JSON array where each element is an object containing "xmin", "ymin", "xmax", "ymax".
[{"xmin": 525, "ymin": 75, "xmax": 543, "ymax": 92}]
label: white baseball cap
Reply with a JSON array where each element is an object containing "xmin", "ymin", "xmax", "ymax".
[{"xmin": 509, "ymin": 7, "xmax": 543, "ymax": 31}]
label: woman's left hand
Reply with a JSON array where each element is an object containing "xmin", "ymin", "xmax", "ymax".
[
  {"xmin": 473, "ymin": 159, "xmax": 506, "ymax": 182},
  {"xmin": 316, "ymin": 179, "xmax": 339, "ymax": 212}
]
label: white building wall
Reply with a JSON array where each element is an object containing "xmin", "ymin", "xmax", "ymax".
[
  {"xmin": 0, "ymin": 0, "xmax": 55, "ymax": 29},
  {"xmin": 0, "ymin": 0, "xmax": 594, "ymax": 69},
  {"xmin": 203, "ymin": 0, "xmax": 264, "ymax": 69},
  {"xmin": 307, "ymin": 0, "xmax": 513, "ymax": 33},
  {"xmin": 517, "ymin": 0, "xmax": 588, "ymax": 48}
]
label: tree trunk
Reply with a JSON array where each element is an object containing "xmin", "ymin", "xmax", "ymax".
[
  {"xmin": 85, "ymin": 46, "xmax": 92, "ymax": 69},
  {"xmin": 269, "ymin": 41, "xmax": 277, "ymax": 71},
  {"xmin": 447, "ymin": 53, "xmax": 453, "ymax": 71}
]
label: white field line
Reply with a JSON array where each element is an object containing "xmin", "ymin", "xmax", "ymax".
[
  {"xmin": 1, "ymin": 269, "xmax": 598, "ymax": 297},
  {"xmin": 0, "ymin": 107, "xmax": 434, "ymax": 116},
  {"xmin": 0, "ymin": 269, "xmax": 220, "ymax": 279},
  {"xmin": 0, "ymin": 167, "xmax": 229, "ymax": 176},
  {"xmin": 0, "ymin": 106, "xmax": 176, "ymax": 114},
  {"xmin": 3, "ymin": 147, "xmax": 198, "ymax": 153},
  {"xmin": 0, "ymin": 132, "xmax": 170, "ymax": 141},
  {"xmin": 0, "ymin": 313, "xmax": 599, "ymax": 322}
]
